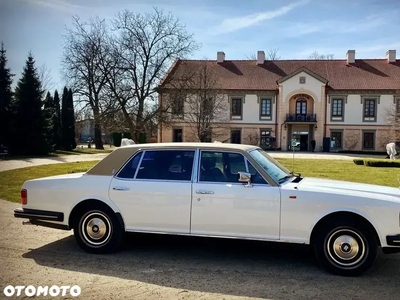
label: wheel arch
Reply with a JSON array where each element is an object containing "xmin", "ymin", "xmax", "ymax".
[
  {"xmin": 68, "ymin": 199, "xmax": 125, "ymax": 230},
  {"xmin": 309, "ymin": 211, "xmax": 381, "ymax": 246}
]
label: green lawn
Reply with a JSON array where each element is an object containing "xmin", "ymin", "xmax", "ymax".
[{"xmin": 1, "ymin": 158, "xmax": 399, "ymax": 203}]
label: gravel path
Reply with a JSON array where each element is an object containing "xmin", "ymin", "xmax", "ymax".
[
  {"xmin": 0, "ymin": 154, "xmax": 109, "ymax": 172},
  {"xmin": 1, "ymin": 199, "xmax": 399, "ymax": 299}
]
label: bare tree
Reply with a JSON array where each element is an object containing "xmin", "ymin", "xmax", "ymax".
[
  {"xmin": 168, "ymin": 62, "xmax": 230, "ymax": 142},
  {"xmin": 267, "ymin": 48, "xmax": 281, "ymax": 60},
  {"xmin": 244, "ymin": 131, "xmax": 260, "ymax": 145},
  {"xmin": 344, "ymin": 130, "xmax": 360, "ymax": 150},
  {"xmin": 382, "ymin": 102, "xmax": 400, "ymax": 143},
  {"xmin": 62, "ymin": 16, "xmax": 111, "ymax": 149},
  {"xmin": 106, "ymin": 8, "xmax": 200, "ymax": 142},
  {"xmin": 245, "ymin": 48, "xmax": 281, "ymax": 60},
  {"xmin": 38, "ymin": 64, "xmax": 54, "ymax": 94},
  {"xmin": 245, "ymin": 53, "xmax": 257, "ymax": 60},
  {"xmin": 308, "ymin": 51, "xmax": 334, "ymax": 60}
]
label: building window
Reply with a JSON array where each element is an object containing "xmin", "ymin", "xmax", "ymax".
[
  {"xmin": 299, "ymin": 76, "xmax": 306, "ymax": 84},
  {"xmin": 362, "ymin": 131, "xmax": 375, "ymax": 150},
  {"xmin": 363, "ymin": 98, "xmax": 377, "ymax": 122},
  {"xmin": 330, "ymin": 131, "xmax": 343, "ymax": 149},
  {"xmin": 231, "ymin": 97, "xmax": 243, "ymax": 119},
  {"xmin": 172, "ymin": 128, "xmax": 183, "ymax": 142},
  {"xmin": 396, "ymin": 98, "xmax": 400, "ymax": 114},
  {"xmin": 332, "ymin": 99, "xmax": 343, "ymax": 115},
  {"xmin": 260, "ymin": 98, "xmax": 272, "ymax": 120},
  {"xmin": 171, "ymin": 97, "xmax": 184, "ymax": 116},
  {"xmin": 296, "ymin": 98, "xmax": 307, "ymax": 115},
  {"xmin": 260, "ymin": 129, "xmax": 272, "ymax": 149},
  {"xmin": 230, "ymin": 129, "xmax": 241, "ymax": 144}
]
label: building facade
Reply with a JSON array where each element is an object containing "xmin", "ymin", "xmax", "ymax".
[{"xmin": 158, "ymin": 50, "xmax": 400, "ymax": 152}]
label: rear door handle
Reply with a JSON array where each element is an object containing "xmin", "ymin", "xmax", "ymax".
[
  {"xmin": 113, "ymin": 186, "xmax": 130, "ymax": 191},
  {"xmin": 196, "ymin": 190, "xmax": 214, "ymax": 194}
]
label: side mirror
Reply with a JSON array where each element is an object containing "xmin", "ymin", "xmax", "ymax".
[{"xmin": 238, "ymin": 172, "xmax": 252, "ymax": 187}]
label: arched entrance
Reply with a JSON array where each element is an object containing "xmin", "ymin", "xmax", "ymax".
[{"xmin": 286, "ymin": 94, "xmax": 316, "ymax": 151}]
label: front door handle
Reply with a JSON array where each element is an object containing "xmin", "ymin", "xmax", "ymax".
[
  {"xmin": 196, "ymin": 190, "xmax": 214, "ymax": 194},
  {"xmin": 113, "ymin": 186, "xmax": 130, "ymax": 191}
]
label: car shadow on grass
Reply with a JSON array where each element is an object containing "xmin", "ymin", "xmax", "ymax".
[{"xmin": 22, "ymin": 233, "xmax": 400, "ymax": 299}]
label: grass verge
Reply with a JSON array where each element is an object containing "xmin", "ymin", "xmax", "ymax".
[{"xmin": 1, "ymin": 158, "xmax": 400, "ymax": 203}]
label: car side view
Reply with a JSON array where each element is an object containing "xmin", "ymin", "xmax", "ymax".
[{"xmin": 14, "ymin": 143, "xmax": 400, "ymax": 276}]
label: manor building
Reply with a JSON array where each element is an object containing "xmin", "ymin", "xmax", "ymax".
[{"xmin": 157, "ymin": 50, "xmax": 400, "ymax": 152}]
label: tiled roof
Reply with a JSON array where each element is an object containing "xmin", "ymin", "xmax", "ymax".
[{"xmin": 159, "ymin": 59, "xmax": 400, "ymax": 91}]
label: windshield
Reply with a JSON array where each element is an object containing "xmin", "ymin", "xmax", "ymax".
[{"xmin": 248, "ymin": 149, "xmax": 291, "ymax": 184}]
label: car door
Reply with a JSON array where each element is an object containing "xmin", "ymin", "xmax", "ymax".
[
  {"xmin": 109, "ymin": 149, "xmax": 195, "ymax": 233},
  {"xmin": 191, "ymin": 150, "xmax": 281, "ymax": 240}
]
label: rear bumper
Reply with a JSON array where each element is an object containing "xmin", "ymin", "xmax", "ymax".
[
  {"xmin": 14, "ymin": 208, "xmax": 64, "ymax": 222},
  {"xmin": 386, "ymin": 234, "xmax": 400, "ymax": 246}
]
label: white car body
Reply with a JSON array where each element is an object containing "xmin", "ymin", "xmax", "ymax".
[{"xmin": 14, "ymin": 143, "xmax": 400, "ymax": 276}]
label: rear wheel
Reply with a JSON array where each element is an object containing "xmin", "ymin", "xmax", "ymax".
[
  {"xmin": 73, "ymin": 205, "xmax": 124, "ymax": 254},
  {"xmin": 314, "ymin": 220, "xmax": 378, "ymax": 276}
]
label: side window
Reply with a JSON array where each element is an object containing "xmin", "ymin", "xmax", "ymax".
[
  {"xmin": 200, "ymin": 151, "xmax": 247, "ymax": 183},
  {"xmin": 116, "ymin": 152, "xmax": 143, "ymax": 179},
  {"xmin": 136, "ymin": 150, "xmax": 194, "ymax": 181}
]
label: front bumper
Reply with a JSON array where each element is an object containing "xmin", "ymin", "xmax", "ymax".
[{"xmin": 14, "ymin": 208, "xmax": 64, "ymax": 222}]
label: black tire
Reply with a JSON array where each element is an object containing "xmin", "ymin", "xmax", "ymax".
[
  {"xmin": 73, "ymin": 205, "xmax": 124, "ymax": 254},
  {"xmin": 314, "ymin": 219, "xmax": 378, "ymax": 276}
]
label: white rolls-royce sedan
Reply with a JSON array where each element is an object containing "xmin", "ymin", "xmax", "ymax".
[{"xmin": 14, "ymin": 143, "xmax": 400, "ymax": 276}]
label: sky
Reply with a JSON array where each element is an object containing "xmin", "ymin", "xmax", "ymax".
[{"xmin": 1, "ymin": 0, "xmax": 399, "ymax": 92}]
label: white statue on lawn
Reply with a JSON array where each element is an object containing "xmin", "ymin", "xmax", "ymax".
[
  {"xmin": 386, "ymin": 142, "xmax": 397, "ymax": 160},
  {"xmin": 120, "ymin": 138, "xmax": 135, "ymax": 147}
]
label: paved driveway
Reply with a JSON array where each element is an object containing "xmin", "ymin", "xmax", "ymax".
[{"xmin": 1, "ymin": 199, "xmax": 399, "ymax": 300}]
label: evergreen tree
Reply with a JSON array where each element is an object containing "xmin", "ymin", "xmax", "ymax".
[
  {"xmin": 61, "ymin": 86, "xmax": 76, "ymax": 150},
  {"xmin": 52, "ymin": 90, "xmax": 62, "ymax": 149},
  {"xmin": 0, "ymin": 42, "xmax": 14, "ymax": 146},
  {"xmin": 13, "ymin": 53, "xmax": 49, "ymax": 155},
  {"xmin": 43, "ymin": 91, "xmax": 54, "ymax": 150},
  {"xmin": 68, "ymin": 88, "xmax": 77, "ymax": 149}
]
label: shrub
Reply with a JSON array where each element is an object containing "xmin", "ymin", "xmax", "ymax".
[
  {"xmin": 363, "ymin": 159, "xmax": 400, "ymax": 168},
  {"xmin": 353, "ymin": 159, "xmax": 364, "ymax": 165}
]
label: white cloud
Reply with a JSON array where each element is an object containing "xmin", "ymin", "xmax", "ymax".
[
  {"xmin": 282, "ymin": 12, "xmax": 392, "ymax": 37},
  {"xmin": 211, "ymin": 0, "xmax": 311, "ymax": 35},
  {"xmin": 24, "ymin": 0, "xmax": 87, "ymax": 13}
]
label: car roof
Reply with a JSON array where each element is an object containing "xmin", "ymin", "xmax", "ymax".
[{"xmin": 115, "ymin": 142, "xmax": 259, "ymax": 151}]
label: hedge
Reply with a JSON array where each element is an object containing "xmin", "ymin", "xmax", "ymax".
[
  {"xmin": 353, "ymin": 158, "xmax": 400, "ymax": 168},
  {"xmin": 353, "ymin": 159, "xmax": 364, "ymax": 165}
]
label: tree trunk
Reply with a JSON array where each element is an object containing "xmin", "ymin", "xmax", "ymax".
[
  {"xmin": 93, "ymin": 107, "xmax": 104, "ymax": 149},
  {"xmin": 135, "ymin": 98, "xmax": 145, "ymax": 143}
]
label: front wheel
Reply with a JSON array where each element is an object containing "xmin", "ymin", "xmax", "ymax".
[
  {"xmin": 314, "ymin": 220, "xmax": 378, "ymax": 276},
  {"xmin": 73, "ymin": 206, "xmax": 124, "ymax": 254}
]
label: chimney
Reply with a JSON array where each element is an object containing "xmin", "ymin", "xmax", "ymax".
[
  {"xmin": 217, "ymin": 51, "xmax": 225, "ymax": 63},
  {"xmin": 386, "ymin": 50, "xmax": 396, "ymax": 63},
  {"xmin": 346, "ymin": 50, "xmax": 355, "ymax": 64},
  {"xmin": 257, "ymin": 51, "xmax": 265, "ymax": 65}
]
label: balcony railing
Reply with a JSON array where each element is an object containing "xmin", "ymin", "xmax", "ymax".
[{"xmin": 286, "ymin": 113, "xmax": 317, "ymax": 122}]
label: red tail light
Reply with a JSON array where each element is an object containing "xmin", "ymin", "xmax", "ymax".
[{"xmin": 21, "ymin": 189, "xmax": 27, "ymax": 205}]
